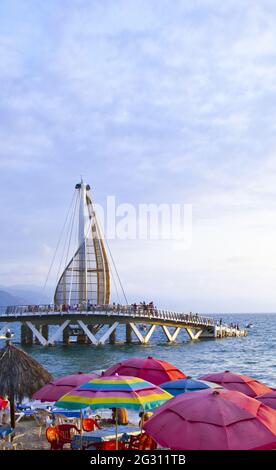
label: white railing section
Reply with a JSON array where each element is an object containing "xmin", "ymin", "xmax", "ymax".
[{"xmin": 0, "ymin": 304, "xmax": 222, "ymax": 328}]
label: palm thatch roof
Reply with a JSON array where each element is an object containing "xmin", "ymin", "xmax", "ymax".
[{"xmin": 0, "ymin": 342, "xmax": 53, "ymax": 401}]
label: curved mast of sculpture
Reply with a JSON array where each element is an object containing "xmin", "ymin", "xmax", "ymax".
[{"xmin": 54, "ymin": 181, "xmax": 110, "ymax": 306}]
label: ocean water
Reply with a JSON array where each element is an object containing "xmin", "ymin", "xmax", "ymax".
[{"xmin": 3, "ymin": 313, "xmax": 276, "ymax": 388}]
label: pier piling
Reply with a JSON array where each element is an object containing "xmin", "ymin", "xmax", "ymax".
[
  {"xmin": 126, "ymin": 324, "xmax": 132, "ymax": 343},
  {"xmin": 21, "ymin": 323, "xmax": 33, "ymax": 345},
  {"xmin": 63, "ymin": 326, "xmax": 70, "ymax": 345},
  {"xmin": 109, "ymin": 328, "xmax": 116, "ymax": 344}
]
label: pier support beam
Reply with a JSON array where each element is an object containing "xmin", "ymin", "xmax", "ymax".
[
  {"xmin": 109, "ymin": 329, "xmax": 116, "ymax": 344},
  {"xmin": 201, "ymin": 327, "xmax": 216, "ymax": 338},
  {"xmin": 34, "ymin": 325, "xmax": 49, "ymax": 344},
  {"xmin": 88, "ymin": 325, "xmax": 101, "ymax": 341},
  {"xmin": 77, "ymin": 332, "xmax": 88, "ymax": 344},
  {"xmin": 42, "ymin": 325, "xmax": 48, "ymax": 341},
  {"xmin": 34, "ymin": 326, "xmax": 42, "ymax": 344},
  {"xmin": 76, "ymin": 321, "xmax": 119, "ymax": 345},
  {"xmin": 77, "ymin": 320, "xmax": 99, "ymax": 345},
  {"xmin": 48, "ymin": 320, "xmax": 70, "ymax": 345},
  {"xmin": 128, "ymin": 323, "xmax": 156, "ymax": 344},
  {"xmin": 129, "ymin": 323, "xmax": 146, "ymax": 344},
  {"xmin": 98, "ymin": 322, "xmax": 119, "ymax": 345},
  {"xmin": 26, "ymin": 322, "xmax": 48, "ymax": 346},
  {"xmin": 162, "ymin": 326, "xmax": 181, "ymax": 342},
  {"xmin": 63, "ymin": 326, "xmax": 71, "ymax": 345},
  {"xmin": 126, "ymin": 324, "xmax": 132, "ymax": 343},
  {"xmin": 83, "ymin": 325, "xmax": 102, "ymax": 344},
  {"xmin": 21, "ymin": 323, "xmax": 33, "ymax": 345},
  {"xmin": 143, "ymin": 325, "xmax": 156, "ymax": 344},
  {"xmin": 186, "ymin": 328, "xmax": 203, "ymax": 340}
]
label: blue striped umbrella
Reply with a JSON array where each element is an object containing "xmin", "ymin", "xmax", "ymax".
[{"xmin": 160, "ymin": 378, "xmax": 223, "ymax": 396}]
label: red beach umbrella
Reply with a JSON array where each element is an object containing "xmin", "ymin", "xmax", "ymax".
[
  {"xmin": 103, "ymin": 356, "xmax": 186, "ymax": 385},
  {"xmin": 143, "ymin": 389, "xmax": 276, "ymax": 450},
  {"xmin": 199, "ymin": 371, "xmax": 271, "ymax": 398},
  {"xmin": 33, "ymin": 372, "xmax": 99, "ymax": 402},
  {"xmin": 256, "ymin": 391, "xmax": 276, "ymax": 410}
]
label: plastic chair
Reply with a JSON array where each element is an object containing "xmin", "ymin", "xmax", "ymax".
[
  {"xmin": 140, "ymin": 434, "xmax": 157, "ymax": 450},
  {"xmin": 46, "ymin": 426, "xmax": 62, "ymax": 450},
  {"xmin": 82, "ymin": 418, "xmax": 101, "ymax": 432},
  {"xmin": 0, "ymin": 437, "xmax": 24, "ymax": 451},
  {"xmin": 127, "ymin": 433, "xmax": 157, "ymax": 450},
  {"xmin": 83, "ymin": 440, "xmax": 124, "ymax": 450},
  {"xmin": 46, "ymin": 424, "xmax": 80, "ymax": 450},
  {"xmin": 0, "ymin": 427, "xmax": 14, "ymax": 450},
  {"xmin": 56, "ymin": 424, "xmax": 81, "ymax": 448},
  {"xmin": 126, "ymin": 434, "xmax": 140, "ymax": 450}
]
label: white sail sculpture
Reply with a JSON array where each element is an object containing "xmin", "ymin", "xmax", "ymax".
[{"xmin": 54, "ymin": 181, "xmax": 110, "ymax": 306}]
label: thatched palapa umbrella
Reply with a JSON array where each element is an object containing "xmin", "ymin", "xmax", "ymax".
[{"xmin": 0, "ymin": 333, "xmax": 53, "ymax": 428}]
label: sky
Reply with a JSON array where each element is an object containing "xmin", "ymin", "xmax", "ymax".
[{"xmin": 1, "ymin": 0, "xmax": 276, "ymax": 312}]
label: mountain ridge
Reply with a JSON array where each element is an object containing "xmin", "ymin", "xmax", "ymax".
[{"xmin": 0, "ymin": 285, "xmax": 52, "ymax": 306}]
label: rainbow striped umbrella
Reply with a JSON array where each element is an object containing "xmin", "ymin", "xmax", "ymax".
[{"xmin": 54, "ymin": 374, "xmax": 172, "ymax": 411}]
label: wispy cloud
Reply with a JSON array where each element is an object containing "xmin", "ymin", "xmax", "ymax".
[{"xmin": 1, "ymin": 1, "xmax": 276, "ymax": 310}]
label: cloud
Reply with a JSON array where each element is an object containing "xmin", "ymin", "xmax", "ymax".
[{"xmin": 1, "ymin": 1, "xmax": 276, "ymax": 310}]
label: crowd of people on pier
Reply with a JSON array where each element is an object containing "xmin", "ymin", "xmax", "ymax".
[
  {"xmin": 3, "ymin": 303, "xmax": 241, "ymax": 330},
  {"xmin": 130, "ymin": 301, "xmax": 156, "ymax": 313}
]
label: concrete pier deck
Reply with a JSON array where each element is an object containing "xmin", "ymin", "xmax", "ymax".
[{"xmin": 0, "ymin": 304, "xmax": 247, "ymax": 346}]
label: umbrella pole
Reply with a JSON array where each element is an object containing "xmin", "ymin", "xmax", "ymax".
[
  {"xmin": 115, "ymin": 408, "xmax": 118, "ymax": 450},
  {"xmin": 80, "ymin": 409, "xmax": 83, "ymax": 450},
  {"xmin": 140, "ymin": 410, "xmax": 144, "ymax": 435},
  {"xmin": 9, "ymin": 395, "xmax": 15, "ymax": 430}
]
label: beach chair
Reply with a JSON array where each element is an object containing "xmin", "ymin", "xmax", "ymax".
[
  {"xmin": 0, "ymin": 427, "xmax": 24, "ymax": 450},
  {"xmin": 56, "ymin": 424, "xmax": 81, "ymax": 449},
  {"xmin": 126, "ymin": 433, "xmax": 157, "ymax": 450},
  {"xmin": 34, "ymin": 410, "xmax": 50, "ymax": 438},
  {"xmin": 83, "ymin": 439, "xmax": 124, "ymax": 450},
  {"xmin": 46, "ymin": 424, "xmax": 80, "ymax": 450},
  {"xmin": 140, "ymin": 434, "xmax": 157, "ymax": 450},
  {"xmin": 0, "ymin": 439, "xmax": 24, "ymax": 450},
  {"xmin": 0, "ymin": 427, "xmax": 13, "ymax": 450},
  {"xmin": 46, "ymin": 426, "xmax": 62, "ymax": 450}
]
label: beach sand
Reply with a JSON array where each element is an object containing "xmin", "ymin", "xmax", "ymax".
[
  {"xmin": 1, "ymin": 411, "xmax": 139, "ymax": 450},
  {"xmin": 3, "ymin": 417, "xmax": 79, "ymax": 450},
  {"xmin": 7, "ymin": 419, "xmax": 51, "ymax": 450}
]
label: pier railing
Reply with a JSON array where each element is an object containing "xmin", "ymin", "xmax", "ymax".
[{"xmin": 0, "ymin": 304, "xmax": 219, "ymax": 327}]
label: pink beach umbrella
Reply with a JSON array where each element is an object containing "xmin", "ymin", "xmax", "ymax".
[
  {"xmin": 143, "ymin": 388, "xmax": 276, "ymax": 450},
  {"xmin": 33, "ymin": 372, "xmax": 99, "ymax": 402},
  {"xmin": 199, "ymin": 371, "xmax": 272, "ymax": 398},
  {"xmin": 256, "ymin": 391, "xmax": 276, "ymax": 410},
  {"xmin": 104, "ymin": 356, "xmax": 186, "ymax": 386}
]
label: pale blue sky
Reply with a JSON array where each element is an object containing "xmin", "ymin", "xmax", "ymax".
[{"xmin": 1, "ymin": 1, "xmax": 276, "ymax": 312}]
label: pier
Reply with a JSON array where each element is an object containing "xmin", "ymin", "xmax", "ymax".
[
  {"xmin": 0, "ymin": 304, "xmax": 247, "ymax": 346},
  {"xmin": 0, "ymin": 182, "xmax": 248, "ymax": 347}
]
